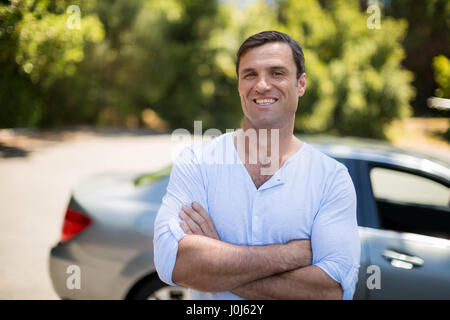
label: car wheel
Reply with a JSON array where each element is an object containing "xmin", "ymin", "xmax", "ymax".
[{"xmin": 128, "ymin": 274, "xmax": 190, "ymax": 300}]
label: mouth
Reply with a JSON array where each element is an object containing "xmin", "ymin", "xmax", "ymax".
[{"xmin": 252, "ymin": 98, "xmax": 279, "ymax": 107}]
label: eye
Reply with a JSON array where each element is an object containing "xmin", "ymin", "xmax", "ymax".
[
  {"xmin": 244, "ymin": 72, "xmax": 256, "ymax": 79},
  {"xmin": 272, "ymin": 71, "xmax": 284, "ymax": 77}
]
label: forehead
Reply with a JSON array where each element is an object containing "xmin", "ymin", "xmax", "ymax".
[{"xmin": 239, "ymin": 42, "xmax": 295, "ymax": 72}]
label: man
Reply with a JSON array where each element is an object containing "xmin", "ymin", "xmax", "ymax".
[{"xmin": 154, "ymin": 31, "xmax": 361, "ymax": 300}]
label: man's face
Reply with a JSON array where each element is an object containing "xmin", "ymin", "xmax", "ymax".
[{"xmin": 238, "ymin": 42, "xmax": 306, "ymax": 129}]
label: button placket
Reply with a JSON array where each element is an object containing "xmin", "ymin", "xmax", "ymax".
[{"xmin": 251, "ymin": 191, "xmax": 264, "ymax": 244}]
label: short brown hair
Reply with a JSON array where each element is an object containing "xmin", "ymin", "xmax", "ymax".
[{"xmin": 236, "ymin": 30, "xmax": 305, "ymax": 79}]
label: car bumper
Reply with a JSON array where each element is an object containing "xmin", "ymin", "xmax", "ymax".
[{"xmin": 49, "ymin": 241, "xmax": 133, "ymax": 300}]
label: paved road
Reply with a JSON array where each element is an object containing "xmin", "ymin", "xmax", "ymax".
[{"xmin": 0, "ymin": 130, "xmax": 175, "ymax": 299}]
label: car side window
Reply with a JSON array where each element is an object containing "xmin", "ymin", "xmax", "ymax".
[
  {"xmin": 369, "ymin": 166, "xmax": 450, "ymax": 239},
  {"xmin": 370, "ymin": 167, "xmax": 449, "ymax": 207}
]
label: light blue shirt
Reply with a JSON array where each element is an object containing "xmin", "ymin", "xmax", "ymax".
[{"xmin": 153, "ymin": 132, "xmax": 361, "ymax": 300}]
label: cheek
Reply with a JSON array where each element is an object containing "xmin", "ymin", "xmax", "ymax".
[
  {"xmin": 288, "ymin": 83, "xmax": 300, "ymax": 98},
  {"xmin": 238, "ymin": 83, "xmax": 251, "ymax": 96},
  {"xmin": 284, "ymin": 87, "xmax": 300, "ymax": 110}
]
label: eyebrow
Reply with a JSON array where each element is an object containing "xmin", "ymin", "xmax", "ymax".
[
  {"xmin": 269, "ymin": 66, "xmax": 289, "ymax": 72},
  {"xmin": 240, "ymin": 66, "xmax": 289, "ymax": 75}
]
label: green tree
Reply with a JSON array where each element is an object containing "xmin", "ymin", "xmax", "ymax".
[
  {"xmin": 198, "ymin": 0, "xmax": 415, "ymax": 138},
  {"xmin": 432, "ymin": 55, "xmax": 450, "ymax": 99},
  {"xmin": 43, "ymin": 0, "xmax": 142, "ymax": 127},
  {"xmin": 62, "ymin": 0, "xmax": 240, "ymax": 131},
  {"xmin": 431, "ymin": 55, "xmax": 450, "ymax": 142},
  {"xmin": 384, "ymin": 0, "xmax": 450, "ymax": 116},
  {"xmin": 0, "ymin": 0, "xmax": 104, "ymax": 128},
  {"xmin": 117, "ymin": 0, "xmax": 226, "ymax": 130},
  {"xmin": 279, "ymin": 0, "xmax": 414, "ymax": 138},
  {"xmin": 1, "ymin": 0, "xmax": 416, "ymax": 140}
]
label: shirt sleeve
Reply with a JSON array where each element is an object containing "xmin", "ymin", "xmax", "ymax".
[
  {"xmin": 311, "ymin": 164, "xmax": 361, "ymax": 300},
  {"xmin": 153, "ymin": 146, "xmax": 208, "ymax": 286}
]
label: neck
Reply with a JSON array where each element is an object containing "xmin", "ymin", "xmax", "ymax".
[
  {"xmin": 241, "ymin": 116, "xmax": 297, "ymax": 158},
  {"xmin": 235, "ymin": 117, "xmax": 302, "ymax": 175}
]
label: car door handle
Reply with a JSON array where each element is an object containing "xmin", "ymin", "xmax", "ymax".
[{"xmin": 382, "ymin": 249, "xmax": 424, "ymax": 269}]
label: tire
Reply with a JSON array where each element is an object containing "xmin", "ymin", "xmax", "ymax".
[{"xmin": 127, "ymin": 274, "xmax": 190, "ymax": 300}]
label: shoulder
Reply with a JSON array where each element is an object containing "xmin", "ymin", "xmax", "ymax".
[
  {"xmin": 302, "ymin": 142, "xmax": 348, "ymax": 176},
  {"xmin": 300, "ymin": 142, "xmax": 354, "ymax": 198},
  {"xmin": 176, "ymin": 132, "xmax": 232, "ymax": 166}
]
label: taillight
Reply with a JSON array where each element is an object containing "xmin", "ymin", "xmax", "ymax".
[{"xmin": 61, "ymin": 208, "xmax": 92, "ymax": 242}]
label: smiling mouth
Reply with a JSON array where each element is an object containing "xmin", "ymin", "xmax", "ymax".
[{"xmin": 253, "ymin": 98, "xmax": 278, "ymax": 106}]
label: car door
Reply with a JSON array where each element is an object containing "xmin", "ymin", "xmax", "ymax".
[
  {"xmin": 359, "ymin": 161, "xmax": 450, "ymax": 299},
  {"xmin": 333, "ymin": 158, "xmax": 370, "ymax": 300}
]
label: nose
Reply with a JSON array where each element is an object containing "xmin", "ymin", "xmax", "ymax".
[{"xmin": 255, "ymin": 75, "xmax": 271, "ymax": 92}]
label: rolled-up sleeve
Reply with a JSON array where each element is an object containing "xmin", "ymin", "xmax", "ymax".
[
  {"xmin": 311, "ymin": 165, "xmax": 361, "ymax": 300},
  {"xmin": 153, "ymin": 146, "xmax": 207, "ymax": 286}
]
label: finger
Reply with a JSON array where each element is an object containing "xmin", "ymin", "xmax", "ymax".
[
  {"xmin": 182, "ymin": 204, "xmax": 217, "ymax": 239},
  {"xmin": 182, "ymin": 204, "xmax": 210, "ymax": 234},
  {"xmin": 192, "ymin": 202, "xmax": 218, "ymax": 235},
  {"xmin": 191, "ymin": 202, "xmax": 220, "ymax": 240},
  {"xmin": 180, "ymin": 210, "xmax": 203, "ymax": 234},
  {"xmin": 180, "ymin": 221, "xmax": 193, "ymax": 234},
  {"xmin": 191, "ymin": 202, "xmax": 213, "ymax": 229}
]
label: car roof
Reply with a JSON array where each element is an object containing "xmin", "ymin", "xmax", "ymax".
[{"xmin": 299, "ymin": 135, "xmax": 450, "ymax": 182}]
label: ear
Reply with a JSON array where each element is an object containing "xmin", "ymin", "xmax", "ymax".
[{"xmin": 297, "ymin": 73, "xmax": 307, "ymax": 97}]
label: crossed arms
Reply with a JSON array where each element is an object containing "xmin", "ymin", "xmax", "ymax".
[
  {"xmin": 171, "ymin": 202, "xmax": 343, "ymax": 300},
  {"xmin": 153, "ymin": 147, "xmax": 360, "ymax": 300}
]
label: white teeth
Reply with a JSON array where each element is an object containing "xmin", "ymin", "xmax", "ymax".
[{"xmin": 255, "ymin": 99, "xmax": 276, "ymax": 105}]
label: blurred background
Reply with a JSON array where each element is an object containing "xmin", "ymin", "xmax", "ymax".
[
  {"xmin": 0, "ymin": 0, "xmax": 449, "ymax": 299},
  {"xmin": 0, "ymin": 0, "xmax": 449, "ymax": 139}
]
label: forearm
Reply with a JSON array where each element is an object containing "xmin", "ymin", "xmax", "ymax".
[
  {"xmin": 231, "ymin": 265, "xmax": 343, "ymax": 300},
  {"xmin": 172, "ymin": 235, "xmax": 308, "ymax": 292}
]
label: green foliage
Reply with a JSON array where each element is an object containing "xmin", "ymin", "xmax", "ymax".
[
  {"xmin": 432, "ymin": 55, "xmax": 450, "ymax": 98},
  {"xmin": 1, "ymin": 0, "xmax": 416, "ymax": 140},
  {"xmin": 119, "ymin": 0, "xmax": 240, "ymax": 131},
  {"xmin": 0, "ymin": 0, "xmax": 104, "ymax": 127},
  {"xmin": 279, "ymin": 0, "xmax": 414, "ymax": 138},
  {"xmin": 134, "ymin": 165, "xmax": 172, "ymax": 186},
  {"xmin": 385, "ymin": 0, "xmax": 450, "ymax": 115}
]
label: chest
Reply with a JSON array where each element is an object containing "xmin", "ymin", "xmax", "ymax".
[
  {"xmin": 207, "ymin": 175, "xmax": 316, "ymax": 245},
  {"xmin": 244, "ymin": 163, "xmax": 273, "ymax": 189},
  {"xmin": 205, "ymin": 161, "xmax": 322, "ymax": 245}
]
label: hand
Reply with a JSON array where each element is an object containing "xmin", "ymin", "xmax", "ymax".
[{"xmin": 179, "ymin": 202, "xmax": 220, "ymax": 240}]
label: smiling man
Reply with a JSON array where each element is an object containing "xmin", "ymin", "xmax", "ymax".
[{"xmin": 153, "ymin": 31, "xmax": 361, "ymax": 300}]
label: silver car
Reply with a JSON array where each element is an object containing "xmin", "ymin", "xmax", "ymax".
[{"xmin": 49, "ymin": 136, "xmax": 450, "ymax": 299}]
